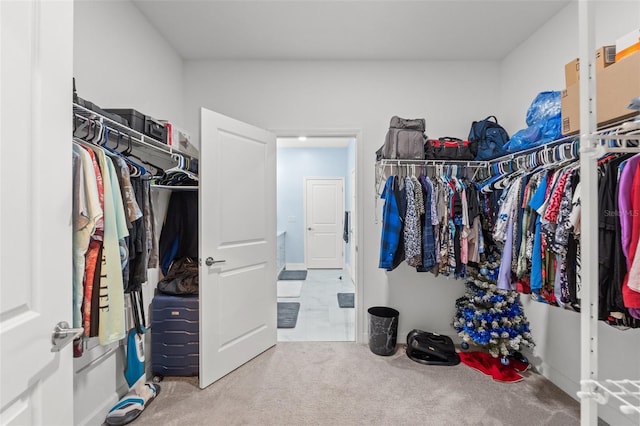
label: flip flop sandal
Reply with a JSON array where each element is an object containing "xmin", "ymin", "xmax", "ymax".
[
  {"xmin": 105, "ymin": 396, "xmax": 145, "ymax": 426},
  {"xmin": 143, "ymin": 383, "xmax": 161, "ymax": 409},
  {"xmin": 104, "ymin": 383, "xmax": 161, "ymax": 426}
]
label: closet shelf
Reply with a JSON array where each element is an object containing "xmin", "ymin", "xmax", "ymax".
[
  {"xmin": 586, "ymin": 117, "xmax": 640, "ymax": 155},
  {"xmin": 578, "ymin": 380, "xmax": 640, "ymax": 416},
  {"xmin": 73, "ymin": 102, "xmax": 198, "ymax": 173}
]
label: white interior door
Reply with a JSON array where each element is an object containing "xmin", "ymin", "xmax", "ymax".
[
  {"xmin": 0, "ymin": 1, "xmax": 74, "ymax": 424},
  {"xmin": 199, "ymin": 108, "xmax": 276, "ymax": 389},
  {"xmin": 305, "ymin": 178, "xmax": 344, "ymax": 269}
]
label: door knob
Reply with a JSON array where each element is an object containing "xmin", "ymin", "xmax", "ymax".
[
  {"xmin": 308, "ymin": 227, "xmax": 313, "ymax": 231},
  {"xmin": 51, "ymin": 321, "xmax": 84, "ymax": 352},
  {"xmin": 205, "ymin": 257, "xmax": 226, "ymax": 266}
]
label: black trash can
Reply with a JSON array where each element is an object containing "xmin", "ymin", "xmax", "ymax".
[{"xmin": 368, "ymin": 306, "xmax": 399, "ymax": 356}]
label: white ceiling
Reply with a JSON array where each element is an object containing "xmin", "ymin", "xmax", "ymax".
[{"xmin": 132, "ymin": 0, "xmax": 571, "ymax": 61}]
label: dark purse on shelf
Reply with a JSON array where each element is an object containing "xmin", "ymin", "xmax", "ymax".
[
  {"xmin": 425, "ymin": 137, "xmax": 476, "ymax": 161},
  {"xmin": 157, "ymin": 257, "xmax": 199, "ymax": 295}
]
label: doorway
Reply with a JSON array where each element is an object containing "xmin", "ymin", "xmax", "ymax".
[{"xmin": 276, "ymin": 135, "xmax": 357, "ymax": 342}]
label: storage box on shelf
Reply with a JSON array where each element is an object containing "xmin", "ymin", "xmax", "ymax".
[
  {"xmin": 561, "ymin": 50, "xmax": 640, "ymax": 135},
  {"xmin": 104, "ymin": 108, "xmax": 168, "ymax": 144},
  {"xmin": 564, "ymin": 45, "xmax": 615, "ymax": 86},
  {"xmin": 162, "ymin": 121, "xmax": 199, "ymax": 157}
]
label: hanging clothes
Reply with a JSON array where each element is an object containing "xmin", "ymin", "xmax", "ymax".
[{"xmin": 158, "ymin": 191, "xmax": 199, "ymax": 275}]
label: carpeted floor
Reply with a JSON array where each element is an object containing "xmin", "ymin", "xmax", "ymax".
[{"xmin": 134, "ymin": 342, "xmax": 581, "ymax": 426}]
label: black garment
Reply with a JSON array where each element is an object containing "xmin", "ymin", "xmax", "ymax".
[
  {"xmin": 126, "ymin": 176, "xmax": 147, "ymax": 292},
  {"xmin": 390, "ymin": 178, "xmax": 406, "ymax": 271},
  {"xmin": 466, "ymin": 182, "xmax": 481, "ymax": 222},
  {"xmin": 343, "ymin": 211, "xmax": 349, "ymax": 243},
  {"xmin": 159, "ymin": 191, "xmax": 199, "ymax": 275},
  {"xmin": 597, "ymin": 155, "xmax": 632, "ymax": 320}
]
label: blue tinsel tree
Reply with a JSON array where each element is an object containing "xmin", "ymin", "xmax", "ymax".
[{"xmin": 453, "ymin": 276, "xmax": 535, "ymax": 358}]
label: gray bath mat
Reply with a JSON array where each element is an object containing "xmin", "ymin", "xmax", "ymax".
[
  {"xmin": 337, "ymin": 293, "xmax": 354, "ymax": 308},
  {"xmin": 277, "ymin": 302, "xmax": 300, "ymax": 328},
  {"xmin": 278, "ymin": 270, "xmax": 308, "ymax": 281}
]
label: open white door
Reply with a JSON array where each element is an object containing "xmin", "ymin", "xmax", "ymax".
[
  {"xmin": 199, "ymin": 108, "xmax": 277, "ymax": 388},
  {"xmin": 0, "ymin": 1, "xmax": 74, "ymax": 424},
  {"xmin": 305, "ymin": 178, "xmax": 344, "ymax": 269}
]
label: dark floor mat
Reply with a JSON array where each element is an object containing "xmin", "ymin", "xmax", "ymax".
[
  {"xmin": 278, "ymin": 270, "xmax": 308, "ymax": 281},
  {"xmin": 277, "ymin": 302, "xmax": 300, "ymax": 328},
  {"xmin": 337, "ymin": 293, "xmax": 354, "ymax": 308}
]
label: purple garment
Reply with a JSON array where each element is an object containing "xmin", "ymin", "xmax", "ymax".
[
  {"xmin": 618, "ymin": 154, "xmax": 640, "ymax": 262},
  {"xmin": 497, "ymin": 220, "xmax": 514, "ymax": 290}
]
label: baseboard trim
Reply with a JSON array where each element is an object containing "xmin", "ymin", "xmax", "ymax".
[
  {"xmin": 77, "ymin": 392, "xmax": 120, "ymax": 426},
  {"xmin": 285, "ymin": 263, "xmax": 306, "ymax": 271}
]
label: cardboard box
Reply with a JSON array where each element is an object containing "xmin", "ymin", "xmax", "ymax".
[
  {"xmin": 561, "ymin": 83, "xmax": 580, "ymax": 135},
  {"xmin": 597, "ymin": 50, "xmax": 640, "ymax": 124},
  {"xmin": 561, "ymin": 51, "xmax": 640, "ymax": 135},
  {"xmin": 565, "ymin": 58, "xmax": 580, "ymax": 87},
  {"xmin": 564, "ymin": 46, "xmax": 615, "ymax": 87},
  {"xmin": 596, "ymin": 45, "xmax": 616, "ymax": 71}
]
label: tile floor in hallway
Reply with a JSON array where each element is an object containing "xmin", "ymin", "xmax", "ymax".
[{"xmin": 277, "ymin": 269, "xmax": 355, "ymax": 342}]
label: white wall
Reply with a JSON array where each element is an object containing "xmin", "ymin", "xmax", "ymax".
[
  {"xmin": 499, "ymin": 2, "xmax": 640, "ymax": 425},
  {"xmin": 72, "ymin": 1, "xmax": 184, "ymax": 424},
  {"xmin": 183, "ymin": 60, "xmax": 502, "ymax": 343},
  {"xmin": 73, "ymin": 0, "xmax": 184, "ymax": 126}
]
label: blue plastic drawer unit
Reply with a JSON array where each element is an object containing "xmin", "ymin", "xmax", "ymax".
[{"xmin": 151, "ymin": 293, "xmax": 199, "ymax": 377}]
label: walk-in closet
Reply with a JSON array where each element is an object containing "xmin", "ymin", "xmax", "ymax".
[{"xmin": 1, "ymin": 1, "xmax": 639, "ymax": 425}]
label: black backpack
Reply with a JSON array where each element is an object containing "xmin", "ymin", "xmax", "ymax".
[
  {"xmin": 405, "ymin": 329, "xmax": 460, "ymax": 366},
  {"xmin": 468, "ymin": 116, "xmax": 509, "ymax": 161}
]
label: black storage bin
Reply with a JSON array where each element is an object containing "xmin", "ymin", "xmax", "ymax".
[
  {"xmin": 104, "ymin": 108, "xmax": 145, "ymax": 132},
  {"xmin": 76, "ymin": 98, "xmax": 130, "ymax": 127},
  {"xmin": 104, "ymin": 108, "xmax": 167, "ymax": 144},
  {"xmin": 144, "ymin": 115, "xmax": 168, "ymax": 144},
  {"xmin": 368, "ymin": 306, "xmax": 399, "ymax": 356}
]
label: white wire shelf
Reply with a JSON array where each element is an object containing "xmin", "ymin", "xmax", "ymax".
[
  {"xmin": 578, "ymin": 380, "xmax": 640, "ymax": 416},
  {"xmin": 72, "ymin": 102, "xmax": 199, "ymax": 175}
]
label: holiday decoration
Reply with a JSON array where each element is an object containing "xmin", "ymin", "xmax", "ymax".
[{"xmin": 453, "ymin": 276, "xmax": 535, "ymax": 358}]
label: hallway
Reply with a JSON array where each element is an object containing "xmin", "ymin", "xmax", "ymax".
[{"xmin": 277, "ymin": 269, "xmax": 355, "ymax": 342}]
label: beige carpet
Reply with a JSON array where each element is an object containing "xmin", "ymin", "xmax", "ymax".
[{"xmin": 135, "ymin": 342, "xmax": 580, "ymax": 426}]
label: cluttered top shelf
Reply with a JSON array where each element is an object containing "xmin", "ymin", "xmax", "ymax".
[
  {"xmin": 374, "ymin": 112, "xmax": 639, "ymax": 197},
  {"xmin": 73, "ymin": 102, "xmax": 199, "ymax": 179}
]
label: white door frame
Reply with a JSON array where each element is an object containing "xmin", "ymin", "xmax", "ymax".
[
  {"xmin": 272, "ymin": 129, "xmax": 363, "ymax": 343},
  {"xmin": 303, "ymin": 176, "xmax": 345, "ymax": 269},
  {"xmin": 349, "ymin": 168, "xmax": 357, "ymax": 286}
]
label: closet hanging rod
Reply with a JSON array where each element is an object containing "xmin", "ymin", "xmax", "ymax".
[
  {"xmin": 488, "ymin": 135, "xmax": 580, "ymax": 165},
  {"xmin": 377, "ymin": 159, "xmax": 488, "ymax": 168}
]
